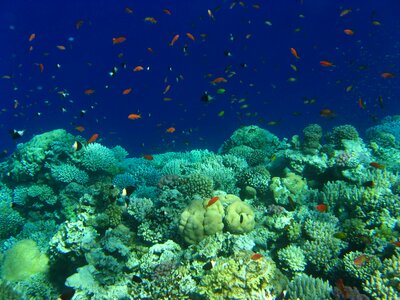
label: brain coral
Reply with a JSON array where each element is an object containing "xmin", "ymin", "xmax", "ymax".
[
  {"xmin": 225, "ymin": 200, "xmax": 255, "ymax": 234},
  {"xmin": 179, "ymin": 198, "xmax": 224, "ymax": 244},
  {"xmin": 326, "ymin": 124, "xmax": 359, "ymax": 149},
  {"xmin": 302, "ymin": 124, "xmax": 322, "ymax": 155}
]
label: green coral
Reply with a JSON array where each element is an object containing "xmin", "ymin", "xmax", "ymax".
[
  {"xmin": 277, "ymin": 245, "xmax": 306, "ymax": 274},
  {"xmin": 286, "ymin": 274, "xmax": 332, "ymax": 300},
  {"xmin": 363, "ymin": 251, "xmax": 400, "ymax": 298},
  {"xmin": 0, "ymin": 203, "xmax": 24, "ymax": 239},
  {"xmin": 343, "ymin": 251, "xmax": 382, "ymax": 281},
  {"xmin": 198, "ymin": 252, "xmax": 281, "ymax": 299},
  {"xmin": 237, "ymin": 166, "xmax": 270, "ymax": 196},
  {"xmin": 327, "ymin": 124, "xmax": 359, "ymax": 149},
  {"xmin": 50, "ymin": 163, "xmax": 89, "ymax": 184},
  {"xmin": 225, "ymin": 200, "xmax": 255, "ymax": 234}
]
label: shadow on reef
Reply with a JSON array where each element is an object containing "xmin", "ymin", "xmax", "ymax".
[{"xmin": 0, "ymin": 117, "xmax": 399, "ymax": 299}]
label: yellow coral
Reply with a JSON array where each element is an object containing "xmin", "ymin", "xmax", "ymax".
[{"xmin": 225, "ymin": 200, "xmax": 255, "ymax": 234}]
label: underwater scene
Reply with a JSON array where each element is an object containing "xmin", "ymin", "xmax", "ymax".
[{"xmin": 0, "ymin": 1, "xmax": 399, "ymax": 299}]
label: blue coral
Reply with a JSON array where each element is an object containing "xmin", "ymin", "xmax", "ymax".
[{"xmin": 81, "ymin": 143, "xmax": 117, "ymax": 172}]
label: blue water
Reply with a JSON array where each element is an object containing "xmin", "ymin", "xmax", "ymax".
[{"xmin": 1, "ymin": 0, "xmax": 399, "ymax": 154}]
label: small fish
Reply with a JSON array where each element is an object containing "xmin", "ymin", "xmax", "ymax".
[
  {"xmin": 87, "ymin": 133, "xmax": 99, "ymax": 144},
  {"xmin": 128, "ymin": 113, "xmax": 141, "ymax": 120},
  {"xmin": 143, "ymin": 154, "xmax": 154, "ymax": 160},
  {"xmin": 122, "ymin": 185, "xmax": 136, "ymax": 197},
  {"xmin": 362, "ymin": 180, "xmax": 375, "ymax": 188},
  {"xmin": 372, "ymin": 20, "xmax": 381, "ymax": 26},
  {"xmin": 169, "ymin": 34, "xmax": 180, "ymax": 46},
  {"xmin": 378, "ymin": 96, "xmax": 384, "ymax": 109},
  {"xmin": 9, "ymin": 129, "xmax": 25, "ymax": 139},
  {"xmin": 72, "ymin": 141, "xmax": 83, "ymax": 151},
  {"xmin": 392, "ymin": 241, "xmax": 400, "ymax": 247},
  {"xmin": 320, "ymin": 60, "xmax": 334, "ymax": 67},
  {"xmin": 166, "ymin": 127, "xmax": 176, "ymax": 133},
  {"xmin": 133, "ymin": 66, "xmax": 144, "ymax": 72},
  {"xmin": 343, "ymin": 29, "xmax": 354, "ymax": 35},
  {"xmin": 315, "ymin": 203, "xmax": 328, "ymax": 212},
  {"xmin": 186, "ymin": 32, "xmax": 195, "ymax": 41},
  {"xmin": 206, "ymin": 196, "xmax": 219, "ymax": 207},
  {"xmin": 218, "ymin": 111, "xmax": 225, "ymax": 117},
  {"xmin": 353, "ymin": 254, "xmax": 369, "ymax": 266},
  {"xmin": 163, "ymin": 84, "xmax": 171, "ymax": 94},
  {"xmin": 290, "ymin": 47, "xmax": 300, "ymax": 59},
  {"xmin": 28, "ymin": 33, "xmax": 36, "ymax": 42},
  {"xmin": 369, "ymin": 162, "xmax": 384, "ymax": 170},
  {"xmin": 216, "ymin": 88, "xmax": 226, "ymax": 94},
  {"xmin": 84, "ymin": 89, "xmax": 95, "ymax": 95},
  {"xmin": 207, "ymin": 9, "xmax": 215, "ymax": 20},
  {"xmin": 250, "ymin": 253, "xmax": 263, "ymax": 260},
  {"xmin": 125, "ymin": 7, "xmax": 133, "ymax": 14},
  {"xmin": 56, "ymin": 45, "xmax": 66, "ymax": 50},
  {"xmin": 345, "ymin": 85, "xmax": 353, "ymax": 92},
  {"xmin": 211, "ymin": 77, "xmax": 227, "ymax": 84},
  {"xmin": 333, "ymin": 232, "xmax": 347, "ymax": 240},
  {"xmin": 144, "ymin": 17, "xmax": 157, "ymax": 24},
  {"xmin": 358, "ymin": 98, "xmax": 366, "ymax": 109},
  {"xmin": 122, "ymin": 88, "xmax": 132, "ymax": 95},
  {"xmin": 381, "ymin": 72, "xmax": 395, "ymax": 78},
  {"xmin": 320, "ymin": 108, "xmax": 335, "ymax": 118},
  {"xmin": 131, "ymin": 275, "xmax": 142, "ymax": 283},
  {"xmin": 75, "ymin": 126, "xmax": 85, "ymax": 132},
  {"xmin": 112, "ymin": 36, "xmax": 127, "ymax": 44},
  {"xmin": 201, "ymin": 91, "xmax": 213, "ymax": 103},
  {"xmin": 203, "ymin": 260, "xmax": 216, "ymax": 270},
  {"xmin": 290, "ymin": 64, "xmax": 297, "ymax": 72},
  {"xmin": 340, "ymin": 8, "xmax": 352, "ymax": 17},
  {"xmin": 37, "ymin": 63, "xmax": 44, "ymax": 73},
  {"xmin": 336, "ymin": 279, "xmax": 347, "ymax": 299},
  {"xmin": 75, "ymin": 20, "xmax": 84, "ymax": 29},
  {"xmin": 163, "ymin": 9, "xmax": 172, "ymax": 15},
  {"xmin": 57, "ymin": 288, "xmax": 75, "ymax": 300}
]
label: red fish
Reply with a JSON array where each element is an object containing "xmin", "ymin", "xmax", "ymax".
[
  {"xmin": 122, "ymin": 88, "xmax": 132, "ymax": 95},
  {"xmin": 316, "ymin": 203, "xmax": 328, "ymax": 212},
  {"xmin": 143, "ymin": 154, "xmax": 154, "ymax": 160},
  {"xmin": 206, "ymin": 196, "xmax": 219, "ymax": 207},
  {"xmin": 128, "ymin": 113, "xmax": 141, "ymax": 120},
  {"xmin": 392, "ymin": 241, "xmax": 400, "ymax": 247},
  {"xmin": 84, "ymin": 89, "xmax": 95, "ymax": 95},
  {"xmin": 186, "ymin": 32, "xmax": 195, "ymax": 41},
  {"xmin": 163, "ymin": 85, "xmax": 171, "ymax": 94},
  {"xmin": 144, "ymin": 17, "xmax": 157, "ymax": 24},
  {"xmin": 370, "ymin": 162, "xmax": 384, "ymax": 170},
  {"xmin": 29, "ymin": 33, "xmax": 36, "ymax": 42},
  {"xmin": 250, "ymin": 253, "xmax": 263, "ymax": 260},
  {"xmin": 336, "ymin": 279, "xmax": 347, "ymax": 298},
  {"xmin": 353, "ymin": 254, "xmax": 369, "ymax": 266},
  {"xmin": 166, "ymin": 127, "xmax": 176, "ymax": 133},
  {"xmin": 358, "ymin": 98, "xmax": 366, "ymax": 109},
  {"xmin": 169, "ymin": 34, "xmax": 180, "ymax": 46},
  {"xmin": 112, "ymin": 36, "xmax": 127, "ymax": 44},
  {"xmin": 290, "ymin": 47, "xmax": 300, "ymax": 59},
  {"xmin": 343, "ymin": 29, "xmax": 354, "ymax": 36},
  {"xmin": 381, "ymin": 72, "xmax": 395, "ymax": 78},
  {"xmin": 87, "ymin": 133, "xmax": 99, "ymax": 144},
  {"xmin": 163, "ymin": 9, "xmax": 172, "ymax": 15},
  {"xmin": 56, "ymin": 45, "xmax": 66, "ymax": 50},
  {"xmin": 37, "ymin": 63, "xmax": 44, "ymax": 73},
  {"xmin": 133, "ymin": 66, "xmax": 144, "ymax": 72},
  {"xmin": 319, "ymin": 109, "xmax": 336, "ymax": 118},
  {"xmin": 211, "ymin": 77, "xmax": 227, "ymax": 84},
  {"xmin": 75, "ymin": 126, "xmax": 85, "ymax": 132},
  {"xmin": 320, "ymin": 60, "xmax": 334, "ymax": 67}
]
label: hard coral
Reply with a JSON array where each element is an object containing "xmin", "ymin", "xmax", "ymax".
[{"xmin": 302, "ymin": 124, "xmax": 322, "ymax": 155}]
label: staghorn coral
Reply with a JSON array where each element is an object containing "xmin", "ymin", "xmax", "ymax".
[
  {"xmin": 343, "ymin": 251, "xmax": 381, "ymax": 281},
  {"xmin": 286, "ymin": 274, "xmax": 332, "ymax": 300},
  {"xmin": 0, "ymin": 203, "xmax": 24, "ymax": 239},
  {"xmin": 277, "ymin": 245, "xmax": 306, "ymax": 274},
  {"xmin": 80, "ymin": 142, "xmax": 117, "ymax": 172},
  {"xmin": 50, "ymin": 163, "xmax": 89, "ymax": 184}
]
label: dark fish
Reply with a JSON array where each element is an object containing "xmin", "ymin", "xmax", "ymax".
[
  {"xmin": 58, "ymin": 288, "xmax": 75, "ymax": 300},
  {"xmin": 122, "ymin": 186, "xmax": 136, "ymax": 197},
  {"xmin": 132, "ymin": 275, "xmax": 142, "ymax": 283},
  {"xmin": 201, "ymin": 91, "xmax": 213, "ymax": 103},
  {"xmin": 80, "ymin": 110, "xmax": 87, "ymax": 117},
  {"xmin": 203, "ymin": 260, "xmax": 216, "ymax": 270},
  {"xmin": 9, "ymin": 129, "xmax": 25, "ymax": 139},
  {"xmin": 72, "ymin": 141, "xmax": 83, "ymax": 151},
  {"xmin": 224, "ymin": 50, "xmax": 233, "ymax": 57},
  {"xmin": 109, "ymin": 66, "xmax": 118, "ymax": 77},
  {"xmin": 362, "ymin": 180, "xmax": 375, "ymax": 188}
]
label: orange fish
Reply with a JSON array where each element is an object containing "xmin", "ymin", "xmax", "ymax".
[
  {"xmin": 122, "ymin": 88, "xmax": 132, "ymax": 95},
  {"xmin": 186, "ymin": 32, "xmax": 195, "ymax": 41},
  {"xmin": 392, "ymin": 241, "xmax": 400, "ymax": 247},
  {"xmin": 343, "ymin": 29, "xmax": 354, "ymax": 36},
  {"xmin": 29, "ymin": 33, "xmax": 36, "ymax": 42},
  {"xmin": 84, "ymin": 89, "xmax": 95, "ymax": 95},
  {"xmin": 290, "ymin": 47, "xmax": 300, "ymax": 59},
  {"xmin": 353, "ymin": 254, "xmax": 369, "ymax": 266},
  {"xmin": 358, "ymin": 98, "xmax": 366, "ymax": 109},
  {"xmin": 128, "ymin": 113, "xmax": 141, "ymax": 120},
  {"xmin": 206, "ymin": 196, "xmax": 219, "ymax": 207},
  {"xmin": 75, "ymin": 126, "xmax": 85, "ymax": 132},
  {"xmin": 169, "ymin": 34, "xmax": 180, "ymax": 46},
  {"xmin": 370, "ymin": 162, "xmax": 385, "ymax": 170},
  {"xmin": 250, "ymin": 253, "xmax": 263, "ymax": 260},
  {"xmin": 75, "ymin": 20, "xmax": 84, "ymax": 29},
  {"xmin": 37, "ymin": 63, "xmax": 44, "ymax": 73},
  {"xmin": 320, "ymin": 109, "xmax": 335, "ymax": 118},
  {"xmin": 211, "ymin": 77, "xmax": 227, "ymax": 84},
  {"xmin": 133, "ymin": 66, "xmax": 144, "ymax": 72},
  {"xmin": 320, "ymin": 60, "xmax": 334, "ymax": 67},
  {"xmin": 87, "ymin": 133, "xmax": 99, "ymax": 144},
  {"xmin": 112, "ymin": 36, "xmax": 127, "ymax": 44},
  {"xmin": 166, "ymin": 127, "xmax": 176, "ymax": 133},
  {"xmin": 143, "ymin": 154, "xmax": 154, "ymax": 160},
  {"xmin": 381, "ymin": 72, "xmax": 395, "ymax": 78},
  {"xmin": 316, "ymin": 203, "xmax": 328, "ymax": 212},
  {"xmin": 336, "ymin": 279, "xmax": 347, "ymax": 299},
  {"xmin": 144, "ymin": 17, "xmax": 157, "ymax": 24},
  {"xmin": 163, "ymin": 85, "xmax": 171, "ymax": 94},
  {"xmin": 56, "ymin": 45, "xmax": 66, "ymax": 50},
  {"xmin": 163, "ymin": 9, "xmax": 172, "ymax": 15}
]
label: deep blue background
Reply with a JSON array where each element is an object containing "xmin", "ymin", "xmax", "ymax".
[{"xmin": 1, "ymin": 0, "xmax": 399, "ymax": 156}]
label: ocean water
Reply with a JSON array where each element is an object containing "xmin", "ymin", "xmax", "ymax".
[{"xmin": 0, "ymin": 1, "xmax": 399, "ymax": 299}]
